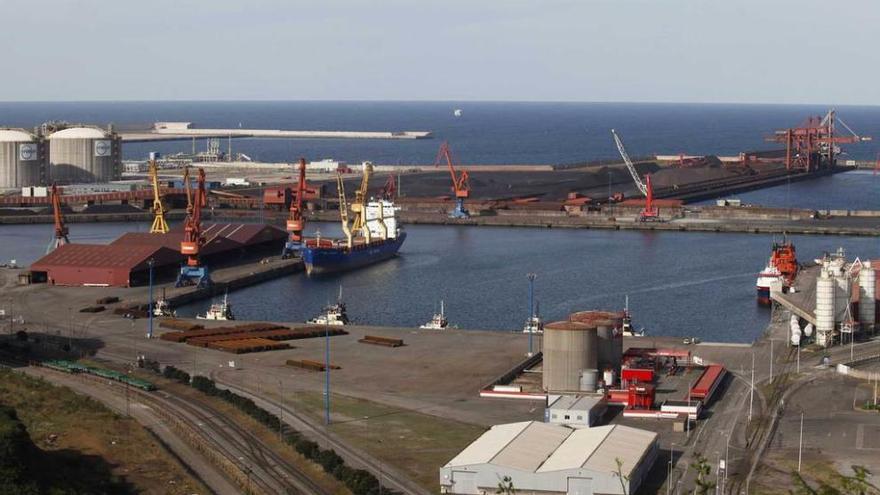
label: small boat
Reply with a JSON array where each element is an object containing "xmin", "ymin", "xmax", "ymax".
[
  {"xmin": 453, "ymin": 108, "xmax": 463, "ymax": 117},
  {"xmin": 621, "ymin": 296, "xmax": 645, "ymax": 337},
  {"xmin": 420, "ymin": 300, "xmax": 449, "ymax": 330},
  {"xmin": 308, "ymin": 287, "xmax": 349, "ymax": 326},
  {"xmin": 153, "ymin": 298, "xmax": 176, "ymax": 318},
  {"xmin": 197, "ymin": 292, "xmax": 235, "ymax": 321},
  {"xmin": 522, "ymin": 302, "xmax": 543, "ymax": 334}
]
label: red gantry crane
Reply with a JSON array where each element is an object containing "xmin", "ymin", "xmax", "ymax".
[
  {"xmin": 282, "ymin": 158, "xmax": 309, "ymax": 258},
  {"xmin": 766, "ymin": 109, "xmax": 871, "ymax": 172},
  {"xmin": 176, "ymin": 167, "xmax": 211, "ymax": 287},
  {"xmin": 380, "ymin": 173, "xmax": 397, "ymax": 200},
  {"xmin": 612, "ymin": 130, "xmax": 660, "ymax": 222},
  {"xmin": 434, "ymin": 141, "xmax": 470, "ymax": 218},
  {"xmin": 47, "ymin": 183, "xmax": 69, "ymax": 253}
]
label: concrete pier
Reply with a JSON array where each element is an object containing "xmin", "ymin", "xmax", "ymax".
[{"xmin": 121, "ymin": 129, "xmax": 432, "ymax": 142}]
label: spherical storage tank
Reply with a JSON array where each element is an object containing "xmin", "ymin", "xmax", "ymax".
[
  {"xmin": 48, "ymin": 126, "xmax": 120, "ymax": 183},
  {"xmin": 0, "ymin": 128, "xmax": 46, "ymax": 188},
  {"xmin": 542, "ymin": 321, "xmax": 598, "ymax": 392}
]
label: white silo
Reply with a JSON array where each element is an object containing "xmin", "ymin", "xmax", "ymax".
[
  {"xmin": 815, "ymin": 270, "xmax": 836, "ymax": 347},
  {"xmin": 859, "ymin": 261, "xmax": 876, "ymax": 328},
  {"xmin": 542, "ymin": 321, "xmax": 598, "ymax": 392},
  {"xmin": 48, "ymin": 126, "xmax": 120, "ymax": 183},
  {"xmin": 0, "ymin": 128, "xmax": 46, "ymax": 188}
]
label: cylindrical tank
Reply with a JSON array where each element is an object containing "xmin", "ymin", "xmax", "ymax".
[
  {"xmin": 542, "ymin": 321, "xmax": 597, "ymax": 392},
  {"xmin": 816, "ymin": 272, "xmax": 836, "ymax": 347},
  {"xmin": 803, "ymin": 323, "xmax": 814, "ymax": 338},
  {"xmin": 790, "ymin": 327, "xmax": 802, "ymax": 346},
  {"xmin": 595, "ymin": 319, "xmax": 622, "ymax": 372},
  {"xmin": 859, "ymin": 261, "xmax": 876, "ymax": 327},
  {"xmin": 580, "ymin": 369, "xmax": 598, "ymax": 393},
  {"xmin": 48, "ymin": 126, "xmax": 121, "ymax": 183},
  {"xmin": 0, "ymin": 128, "xmax": 46, "ymax": 188},
  {"xmin": 602, "ymin": 368, "xmax": 616, "ymax": 388},
  {"xmin": 833, "ymin": 272, "xmax": 851, "ymax": 322}
]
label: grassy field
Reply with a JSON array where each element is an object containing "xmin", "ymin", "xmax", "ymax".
[
  {"xmin": 274, "ymin": 389, "xmax": 486, "ymax": 492},
  {"xmin": 0, "ymin": 368, "xmax": 206, "ymax": 495}
]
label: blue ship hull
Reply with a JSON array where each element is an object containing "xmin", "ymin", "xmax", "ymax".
[{"xmin": 303, "ymin": 232, "xmax": 406, "ymax": 275}]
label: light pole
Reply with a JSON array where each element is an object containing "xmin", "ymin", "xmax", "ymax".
[
  {"xmin": 769, "ymin": 339, "xmax": 774, "ymax": 382},
  {"xmin": 749, "ymin": 352, "xmax": 755, "ymax": 422},
  {"xmin": 667, "ymin": 443, "xmax": 675, "ymax": 495},
  {"xmin": 325, "ymin": 322, "xmax": 331, "ymax": 425},
  {"xmin": 527, "ymin": 273, "xmax": 536, "ymax": 357},
  {"xmin": 798, "ymin": 410, "xmax": 804, "ymax": 472},
  {"xmin": 147, "ymin": 258, "xmax": 154, "ymax": 339}
]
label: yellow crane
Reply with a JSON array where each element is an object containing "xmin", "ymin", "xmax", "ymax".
[
  {"xmin": 349, "ymin": 162, "xmax": 372, "ymax": 243},
  {"xmin": 336, "ymin": 173, "xmax": 353, "ymax": 248},
  {"xmin": 149, "ymin": 159, "xmax": 169, "ymax": 234}
]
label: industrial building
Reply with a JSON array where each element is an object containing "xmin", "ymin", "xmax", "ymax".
[
  {"xmin": 0, "ymin": 128, "xmax": 47, "ymax": 189},
  {"xmin": 545, "ymin": 395, "xmax": 607, "ymax": 428},
  {"xmin": 440, "ymin": 421, "xmax": 658, "ymax": 495},
  {"xmin": 47, "ymin": 126, "xmax": 121, "ymax": 184},
  {"xmin": 30, "ymin": 223, "xmax": 287, "ymax": 287}
]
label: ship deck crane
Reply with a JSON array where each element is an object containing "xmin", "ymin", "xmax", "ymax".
[
  {"xmin": 149, "ymin": 159, "xmax": 169, "ymax": 234},
  {"xmin": 349, "ymin": 162, "xmax": 373, "ymax": 243},
  {"xmin": 175, "ymin": 168, "xmax": 211, "ymax": 288},
  {"xmin": 47, "ymin": 183, "xmax": 69, "ymax": 254},
  {"xmin": 282, "ymin": 158, "xmax": 309, "ymax": 258},
  {"xmin": 435, "ymin": 142, "xmax": 470, "ymax": 218},
  {"xmin": 336, "ymin": 173, "xmax": 353, "ymax": 248},
  {"xmin": 611, "ymin": 129, "xmax": 659, "ymax": 222}
]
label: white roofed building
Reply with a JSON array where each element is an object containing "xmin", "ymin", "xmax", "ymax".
[{"xmin": 440, "ymin": 421, "xmax": 658, "ymax": 495}]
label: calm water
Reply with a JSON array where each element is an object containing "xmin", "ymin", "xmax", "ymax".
[
  {"xmin": 1, "ymin": 101, "xmax": 878, "ymax": 165},
  {"xmin": 5, "ymin": 221, "xmax": 878, "ymax": 343}
]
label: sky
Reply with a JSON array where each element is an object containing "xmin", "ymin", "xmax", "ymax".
[{"xmin": 2, "ymin": 0, "xmax": 878, "ymax": 104}]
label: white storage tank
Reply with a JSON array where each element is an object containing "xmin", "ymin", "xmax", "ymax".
[
  {"xmin": 816, "ymin": 271, "xmax": 836, "ymax": 347},
  {"xmin": 542, "ymin": 321, "xmax": 598, "ymax": 392},
  {"xmin": 48, "ymin": 126, "xmax": 120, "ymax": 183},
  {"xmin": 0, "ymin": 128, "xmax": 46, "ymax": 188},
  {"xmin": 859, "ymin": 261, "xmax": 876, "ymax": 327},
  {"xmin": 579, "ymin": 369, "xmax": 598, "ymax": 393}
]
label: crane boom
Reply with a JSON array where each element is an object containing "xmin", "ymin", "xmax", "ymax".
[
  {"xmin": 350, "ymin": 162, "xmax": 373, "ymax": 243},
  {"xmin": 282, "ymin": 158, "xmax": 308, "ymax": 258},
  {"xmin": 149, "ymin": 160, "xmax": 169, "ymax": 234},
  {"xmin": 611, "ymin": 129, "xmax": 647, "ymax": 196},
  {"xmin": 48, "ymin": 183, "xmax": 69, "ymax": 253},
  {"xmin": 336, "ymin": 173, "xmax": 353, "ymax": 248},
  {"xmin": 434, "ymin": 141, "xmax": 470, "ymax": 218}
]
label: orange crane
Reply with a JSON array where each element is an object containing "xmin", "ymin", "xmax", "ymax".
[
  {"xmin": 48, "ymin": 183, "xmax": 69, "ymax": 253},
  {"xmin": 282, "ymin": 158, "xmax": 309, "ymax": 258},
  {"xmin": 380, "ymin": 173, "xmax": 397, "ymax": 200},
  {"xmin": 175, "ymin": 168, "xmax": 211, "ymax": 287},
  {"xmin": 434, "ymin": 141, "xmax": 470, "ymax": 218},
  {"xmin": 766, "ymin": 109, "xmax": 871, "ymax": 172}
]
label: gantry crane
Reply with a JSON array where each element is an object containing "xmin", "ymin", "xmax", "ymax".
[
  {"xmin": 336, "ymin": 173, "xmax": 353, "ymax": 248},
  {"xmin": 47, "ymin": 183, "xmax": 69, "ymax": 254},
  {"xmin": 148, "ymin": 159, "xmax": 169, "ymax": 234},
  {"xmin": 175, "ymin": 168, "xmax": 211, "ymax": 288},
  {"xmin": 612, "ymin": 129, "xmax": 659, "ymax": 222},
  {"xmin": 282, "ymin": 158, "xmax": 309, "ymax": 258},
  {"xmin": 349, "ymin": 162, "xmax": 373, "ymax": 243},
  {"xmin": 434, "ymin": 142, "xmax": 470, "ymax": 218},
  {"xmin": 766, "ymin": 109, "xmax": 871, "ymax": 172}
]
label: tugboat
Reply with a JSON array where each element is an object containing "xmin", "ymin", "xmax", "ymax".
[
  {"xmin": 420, "ymin": 300, "xmax": 449, "ymax": 330},
  {"xmin": 152, "ymin": 289, "xmax": 176, "ymax": 317},
  {"xmin": 621, "ymin": 296, "xmax": 646, "ymax": 337},
  {"xmin": 308, "ymin": 287, "xmax": 349, "ymax": 326},
  {"xmin": 522, "ymin": 301, "xmax": 543, "ymax": 334},
  {"xmin": 197, "ymin": 291, "xmax": 235, "ymax": 321},
  {"xmin": 756, "ymin": 238, "xmax": 799, "ymax": 305}
]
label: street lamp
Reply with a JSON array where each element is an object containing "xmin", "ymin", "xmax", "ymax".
[
  {"xmin": 527, "ymin": 273, "xmax": 536, "ymax": 357},
  {"xmin": 147, "ymin": 258, "xmax": 154, "ymax": 339}
]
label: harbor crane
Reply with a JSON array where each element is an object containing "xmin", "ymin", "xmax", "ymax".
[
  {"xmin": 434, "ymin": 141, "xmax": 470, "ymax": 218},
  {"xmin": 282, "ymin": 158, "xmax": 309, "ymax": 258},
  {"xmin": 611, "ymin": 129, "xmax": 659, "ymax": 222},
  {"xmin": 176, "ymin": 167, "xmax": 211, "ymax": 288},
  {"xmin": 766, "ymin": 109, "xmax": 871, "ymax": 172},
  {"xmin": 148, "ymin": 158, "xmax": 169, "ymax": 234},
  {"xmin": 380, "ymin": 173, "xmax": 397, "ymax": 200},
  {"xmin": 47, "ymin": 183, "xmax": 69, "ymax": 254},
  {"xmin": 336, "ymin": 173, "xmax": 353, "ymax": 248}
]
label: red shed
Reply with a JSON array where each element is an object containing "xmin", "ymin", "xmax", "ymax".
[{"xmin": 31, "ymin": 244, "xmax": 180, "ymax": 287}]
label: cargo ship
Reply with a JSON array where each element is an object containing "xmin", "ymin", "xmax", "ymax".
[
  {"xmin": 302, "ymin": 164, "xmax": 406, "ymax": 275},
  {"xmin": 756, "ymin": 238, "xmax": 798, "ymax": 305}
]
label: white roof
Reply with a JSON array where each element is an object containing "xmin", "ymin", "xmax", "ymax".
[
  {"xmin": 444, "ymin": 422, "xmax": 656, "ymax": 477},
  {"xmin": 549, "ymin": 395, "xmax": 605, "ymax": 411},
  {"xmin": 49, "ymin": 127, "xmax": 108, "ymax": 139},
  {"xmin": 0, "ymin": 129, "xmax": 35, "ymax": 142}
]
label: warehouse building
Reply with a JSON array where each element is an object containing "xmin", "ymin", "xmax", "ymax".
[{"xmin": 440, "ymin": 422, "xmax": 658, "ymax": 495}]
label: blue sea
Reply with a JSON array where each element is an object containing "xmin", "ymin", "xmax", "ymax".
[{"xmin": 0, "ymin": 101, "xmax": 878, "ymax": 165}]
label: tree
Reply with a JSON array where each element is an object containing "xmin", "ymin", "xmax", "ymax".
[
  {"xmin": 613, "ymin": 457, "xmax": 630, "ymax": 495},
  {"xmin": 496, "ymin": 475, "xmax": 515, "ymax": 495},
  {"xmin": 691, "ymin": 453, "xmax": 716, "ymax": 495}
]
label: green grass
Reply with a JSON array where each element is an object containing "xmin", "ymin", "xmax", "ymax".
[{"xmin": 281, "ymin": 390, "xmax": 485, "ymax": 492}]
